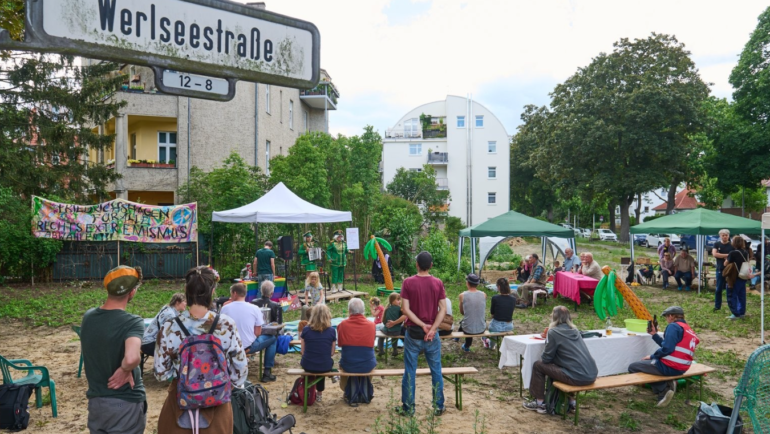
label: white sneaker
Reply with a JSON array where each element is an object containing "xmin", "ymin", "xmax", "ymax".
[{"xmin": 657, "ymin": 389, "xmax": 674, "ymax": 407}]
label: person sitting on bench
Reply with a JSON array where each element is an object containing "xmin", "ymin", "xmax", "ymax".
[
  {"xmin": 337, "ymin": 298, "xmax": 377, "ymax": 397},
  {"xmin": 523, "ymin": 306, "xmax": 598, "ymax": 414},
  {"xmin": 252, "ymin": 280, "xmax": 283, "ymax": 325},
  {"xmin": 141, "ymin": 292, "xmax": 186, "ymax": 357},
  {"xmin": 578, "ymin": 252, "xmax": 603, "ymax": 280},
  {"xmin": 518, "ymin": 255, "xmax": 546, "ymax": 308},
  {"xmin": 627, "ymin": 305, "xmax": 700, "ymax": 407},
  {"xmin": 457, "ymin": 273, "xmax": 487, "ymax": 351},
  {"xmin": 300, "ymin": 305, "xmax": 336, "ymax": 402}
]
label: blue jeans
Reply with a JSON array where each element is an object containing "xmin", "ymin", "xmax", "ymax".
[
  {"xmin": 715, "ymin": 269, "xmax": 725, "ymax": 309},
  {"xmin": 674, "ymin": 271, "xmax": 693, "ymax": 288},
  {"xmin": 402, "ymin": 330, "xmax": 444, "ymax": 413},
  {"xmin": 248, "ymin": 334, "xmax": 277, "ymax": 369},
  {"xmin": 729, "ymin": 279, "xmax": 747, "ymax": 317},
  {"xmin": 489, "ymin": 319, "xmax": 513, "ymax": 333}
]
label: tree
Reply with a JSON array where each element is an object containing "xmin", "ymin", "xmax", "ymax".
[
  {"xmin": 371, "ymin": 194, "xmax": 422, "ymax": 274},
  {"xmin": 0, "ymin": 53, "xmax": 125, "ymax": 201},
  {"xmin": 268, "ymin": 133, "xmax": 331, "ymax": 208},
  {"xmin": 386, "ymin": 165, "xmax": 450, "ymax": 225},
  {"xmin": 341, "ymin": 126, "xmax": 382, "ymax": 244},
  {"xmin": 533, "ymin": 33, "xmax": 709, "ymax": 241}
]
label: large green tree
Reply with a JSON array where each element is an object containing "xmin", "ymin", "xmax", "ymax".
[
  {"xmin": 532, "ymin": 33, "xmax": 709, "ymax": 241},
  {"xmin": 386, "ymin": 165, "xmax": 450, "ymax": 225}
]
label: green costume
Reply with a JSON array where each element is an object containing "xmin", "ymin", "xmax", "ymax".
[
  {"xmin": 299, "ymin": 233, "xmax": 318, "ymax": 272},
  {"xmin": 327, "ymin": 236, "xmax": 348, "ymax": 285}
]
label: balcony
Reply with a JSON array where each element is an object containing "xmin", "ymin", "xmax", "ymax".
[
  {"xmin": 436, "ymin": 177, "xmax": 449, "ymax": 190},
  {"xmin": 300, "ymin": 82, "xmax": 339, "ymax": 110},
  {"xmin": 427, "ymin": 152, "xmax": 448, "ymax": 165},
  {"xmin": 384, "ymin": 128, "xmax": 421, "ymax": 139}
]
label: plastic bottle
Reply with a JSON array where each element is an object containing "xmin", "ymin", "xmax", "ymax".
[{"xmin": 605, "ymin": 317, "xmax": 613, "ymax": 336}]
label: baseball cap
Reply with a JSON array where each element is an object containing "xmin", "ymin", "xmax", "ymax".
[
  {"xmin": 103, "ymin": 266, "xmax": 142, "ymax": 296},
  {"xmin": 661, "ymin": 306, "xmax": 684, "ymax": 316}
]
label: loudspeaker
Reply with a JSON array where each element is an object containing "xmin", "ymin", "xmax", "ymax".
[{"xmin": 278, "ymin": 236, "xmax": 293, "ymax": 260}]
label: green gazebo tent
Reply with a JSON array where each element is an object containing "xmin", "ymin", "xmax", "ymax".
[{"xmin": 458, "ymin": 210, "xmax": 575, "ymax": 273}]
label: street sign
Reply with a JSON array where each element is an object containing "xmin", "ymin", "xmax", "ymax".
[
  {"xmin": 155, "ymin": 68, "xmax": 236, "ymax": 101},
  {"xmin": 0, "ymin": 0, "xmax": 320, "ymax": 93}
]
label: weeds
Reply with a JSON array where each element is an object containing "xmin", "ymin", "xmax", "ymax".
[{"xmin": 618, "ymin": 411, "xmax": 641, "ymax": 431}]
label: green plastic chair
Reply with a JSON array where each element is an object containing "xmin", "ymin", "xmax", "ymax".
[
  {"xmin": 0, "ymin": 355, "xmax": 58, "ymax": 417},
  {"xmin": 71, "ymin": 325, "xmax": 84, "ymax": 378},
  {"xmin": 728, "ymin": 344, "xmax": 770, "ymax": 433}
]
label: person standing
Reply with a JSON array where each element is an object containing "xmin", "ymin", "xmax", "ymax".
[
  {"xmin": 299, "ymin": 232, "xmax": 320, "ymax": 279},
  {"xmin": 398, "ymin": 251, "xmax": 447, "ymax": 417},
  {"xmin": 254, "ymin": 240, "xmax": 276, "ymax": 296},
  {"xmin": 627, "ymin": 306, "xmax": 699, "ymax": 407},
  {"xmin": 81, "ymin": 266, "xmax": 146, "ymax": 434},
  {"xmin": 725, "ymin": 236, "xmax": 749, "ymax": 320},
  {"xmin": 657, "ymin": 238, "xmax": 677, "ymax": 263},
  {"xmin": 327, "ymin": 230, "xmax": 348, "ymax": 293},
  {"xmin": 221, "ymin": 283, "xmax": 277, "ymax": 383},
  {"xmin": 457, "ymin": 274, "xmax": 487, "ymax": 352},
  {"xmin": 712, "ymin": 229, "xmax": 734, "ymax": 312}
]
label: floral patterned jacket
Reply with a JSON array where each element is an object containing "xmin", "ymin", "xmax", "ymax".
[{"xmin": 154, "ymin": 310, "xmax": 248, "ymax": 386}]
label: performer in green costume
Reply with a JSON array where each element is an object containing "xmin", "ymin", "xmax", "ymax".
[
  {"xmin": 327, "ymin": 230, "xmax": 348, "ymax": 292},
  {"xmin": 298, "ymin": 232, "xmax": 319, "ymax": 277}
]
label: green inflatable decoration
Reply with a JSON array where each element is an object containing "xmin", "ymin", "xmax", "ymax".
[{"xmin": 593, "ymin": 271, "xmax": 624, "ymax": 320}]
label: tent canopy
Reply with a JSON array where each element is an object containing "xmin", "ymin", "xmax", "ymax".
[
  {"xmin": 459, "ymin": 210, "xmax": 574, "ymax": 238},
  {"xmin": 212, "ymin": 182, "xmax": 352, "ymax": 223},
  {"xmin": 629, "ymin": 208, "xmax": 761, "ymax": 235}
]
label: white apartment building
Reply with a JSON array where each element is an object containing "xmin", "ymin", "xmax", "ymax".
[{"xmin": 382, "ymin": 95, "xmax": 510, "ymax": 225}]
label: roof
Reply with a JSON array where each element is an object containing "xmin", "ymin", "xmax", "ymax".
[
  {"xmin": 652, "ymin": 189, "xmax": 702, "ymax": 211},
  {"xmin": 630, "ymin": 208, "xmax": 761, "ymax": 235},
  {"xmin": 212, "ymin": 182, "xmax": 352, "ymax": 224},
  {"xmin": 459, "ymin": 210, "xmax": 574, "ymax": 238}
]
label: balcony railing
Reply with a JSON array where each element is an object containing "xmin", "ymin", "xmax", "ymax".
[
  {"xmin": 428, "ymin": 152, "xmax": 448, "ymax": 164},
  {"xmin": 423, "ymin": 127, "xmax": 447, "ymax": 139},
  {"xmin": 300, "ymin": 82, "xmax": 339, "ymax": 105},
  {"xmin": 384, "ymin": 129, "xmax": 421, "ymax": 139},
  {"xmin": 436, "ymin": 178, "xmax": 449, "ymax": 190}
]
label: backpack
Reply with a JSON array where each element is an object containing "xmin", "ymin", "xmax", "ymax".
[
  {"xmin": 175, "ymin": 314, "xmax": 231, "ymax": 411},
  {"xmin": 232, "ymin": 382, "xmax": 296, "ymax": 434},
  {"xmin": 287, "ymin": 377, "xmax": 316, "ymax": 407},
  {"xmin": 0, "ymin": 384, "xmax": 34, "ymax": 431},
  {"xmin": 344, "ymin": 376, "xmax": 374, "ymax": 407},
  {"xmin": 544, "ymin": 378, "xmax": 567, "ymax": 416}
]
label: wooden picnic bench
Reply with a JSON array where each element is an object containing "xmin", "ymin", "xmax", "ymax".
[
  {"xmin": 553, "ymin": 363, "xmax": 716, "ymax": 425},
  {"xmin": 286, "ymin": 367, "xmax": 478, "ymax": 413},
  {"xmin": 375, "ymin": 330, "xmax": 516, "ymax": 361}
]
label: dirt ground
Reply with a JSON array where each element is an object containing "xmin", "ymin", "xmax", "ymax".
[{"xmin": 2, "ymin": 319, "xmax": 752, "ymax": 434}]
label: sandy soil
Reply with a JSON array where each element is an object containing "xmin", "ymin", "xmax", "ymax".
[{"xmin": 2, "ymin": 318, "xmax": 752, "ymax": 434}]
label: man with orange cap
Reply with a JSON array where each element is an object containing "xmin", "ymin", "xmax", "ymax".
[{"xmin": 80, "ymin": 265, "xmax": 146, "ymax": 434}]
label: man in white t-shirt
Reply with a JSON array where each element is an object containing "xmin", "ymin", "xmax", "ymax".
[{"xmin": 221, "ymin": 283, "xmax": 277, "ymax": 383}]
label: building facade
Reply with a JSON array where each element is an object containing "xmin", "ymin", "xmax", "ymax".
[
  {"xmin": 86, "ymin": 66, "xmax": 338, "ymax": 205},
  {"xmin": 381, "ymin": 95, "xmax": 510, "ymax": 225}
]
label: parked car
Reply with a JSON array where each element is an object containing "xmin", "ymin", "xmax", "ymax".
[
  {"xmin": 740, "ymin": 234, "xmax": 761, "ymax": 257},
  {"xmin": 646, "ymin": 234, "xmax": 681, "ymax": 248},
  {"xmin": 633, "ymin": 234, "xmax": 648, "ymax": 247},
  {"xmin": 597, "ymin": 229, "xmax": 618, "ymax": 241},
  {"xmin": 559, "ymin": 223, "xmax": 574, "ymax": 230},
  {"xmin": 580, "ymin": 228, "xmax": 592, "ymax": 238},
  {"xmin": 679, "ymin": 234, "xmax": 719, "ymax": 251}
]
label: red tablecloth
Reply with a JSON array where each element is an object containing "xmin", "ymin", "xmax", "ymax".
[{"xmin": 553, "ymin": 271, "xmax": 599, "ymax": 304}]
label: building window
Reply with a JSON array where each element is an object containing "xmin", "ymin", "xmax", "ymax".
[
  {"xmin": 488, "ymin": 141, "xmax": 497, "ymax": 153},
  {"xmin": 404, "ymin": 118, "xmax": 419, "ymax": 137},
  {"xmin": 488, "ymin": 192, "xmax": 497, "ymax": 204},
  {"xmin": 265, "ymin": 140, "xmax": 270, "ymax": 175},
  {"xmin": 265, "ymin": 84, "xmax": 270, "ymax": 114},
  {"xmin": 304, "ymin": 110, "xmax": 309, "ymax": 132},
  {"xmin": 289, "ymin": 100, "xmax": 294, "ymax": 130},
  {"xmin": 130, "ymin": 133, "xmax": 137, "ymax": 160},
  {"xmin": 409, "ymin": 143, "xmax": 422, "ymax": 155},
  {"xmin": 476, "ymin": 115, "xmax": 484, "ymax": 127},
  {"xmin": 158, "ymin": 132, "xmax": 177, "ymax": 164},
  {"xmin": 488, "ymin": 166, "xmax": 496, "ymax": 179},
  {"xmin": 457, "ymin": 116, "xmax": 465, "ymax": 128},
  {"xmin": 51, "ymin": 153, "xmax": 61, "ymax": 165},
  {"xmin": 644, "ymin": 206, "xmax": 649, "ymax": 213}
]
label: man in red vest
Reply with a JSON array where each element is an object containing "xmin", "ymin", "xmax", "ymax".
[{"xmin": 628, "ymin": 306, "xmax": 699, "ymax": 407}]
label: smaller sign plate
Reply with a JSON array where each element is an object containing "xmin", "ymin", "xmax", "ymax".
[
  {"xmin": 153, "ymin": 67, "xmax": 237, "ymax": 101},
  {"xmin": 346, "ymin": 228, "xmax": 360, "ymax": 250}
]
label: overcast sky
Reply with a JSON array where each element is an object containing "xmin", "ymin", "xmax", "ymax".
[{"xmin": 240, "ymin": 0, "xmax": 768, "ymax": 138}]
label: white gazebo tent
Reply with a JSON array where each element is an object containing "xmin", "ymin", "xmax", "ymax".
[{"xmin": 211, "ymin": 182, "xmax": 352, "ymax": 270}]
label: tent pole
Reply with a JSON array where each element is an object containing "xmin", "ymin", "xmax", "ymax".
[
  {"xmin": 471, "ymin": 238, "xmax": 476, "ymax": 274},
  {"xmin": 457, "ymin": 237, "xmax": 463, "ymax": 271},
  {"xmin": 541, "ymin": 237, "xmax": 546, "ymax": 264},
  {"xmin": 762, "ymin": 230, "xmax": 765, "ymax": 344},
  {"xmin": 697, "ymin": 235, "xmax": 702, "ymax": 294}
]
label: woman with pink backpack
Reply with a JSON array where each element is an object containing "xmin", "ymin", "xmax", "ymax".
[{"xmin": 154, "ymin": 266, "xmax": 248, "ymax": 433}]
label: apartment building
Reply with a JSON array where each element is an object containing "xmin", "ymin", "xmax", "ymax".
[{"xmin": 381, "ymin": 95, "xmax": 510, "ymax": 225}]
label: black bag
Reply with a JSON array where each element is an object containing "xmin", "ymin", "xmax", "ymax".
[
  {"xmin": 232, "ymin": 381, "xmax": 296, "ymax": 434},
  {"xmin": 625, "ymin": 263, "xmax": 635, "ymax": 284},
  {"xmin": 0, "ymin": 384, "xmax": 34, "ymax": 431},
  {"xmin": 344, "ymin": 376, "xmax": 374, "ymax": 406},
  {"xmin": 406, "ymin": 326, "xmax": 426, "ymax": 340},
  {"xmin": 543, "ymin": 378, "xmax": 567, "ymax": 416},
  {"xmin": 687, "ymin": 403, "xmax": 743, "ymax": 434}
]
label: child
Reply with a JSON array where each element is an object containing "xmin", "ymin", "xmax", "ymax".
[
  {"xmin": 370, "ymin": 297, "xmax": 385, "ymax": 330},
  {"xmin": 301, "ymin": 272, "xmax": 325, "ymax": 321},
  {"xmin": 380, "ymin": 293, "xmax": 406, "ymax": 356},
  {"xmin": 552, "ymin": 260, "xmax": 564, "ymax": 274}
]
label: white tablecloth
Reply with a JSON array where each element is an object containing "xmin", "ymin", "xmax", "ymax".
[{"xmin": 498, "ymin": 329, "xmax": 662, "ymax": 388}]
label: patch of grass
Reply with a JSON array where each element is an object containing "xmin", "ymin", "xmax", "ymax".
[
  {"xmin": 626, "ymin": 399, "xmax": 653, "ymax": 413},
  {"xmin": 618, "ymin": 411, "xmax": 641, "ymax": 431},
  {"xmin": 664, "ymin": 413, "xmax": 690, "ymax": 431}
]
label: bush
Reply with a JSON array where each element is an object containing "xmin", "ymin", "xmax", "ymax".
[{"xmin": 418, "ymin": 229, "xmax": 464, "ymax": 283}]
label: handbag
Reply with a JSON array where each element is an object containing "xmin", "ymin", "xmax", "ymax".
[{"xmin": 737, "ymin": 252, "xmax": 751, "ymax": 280}]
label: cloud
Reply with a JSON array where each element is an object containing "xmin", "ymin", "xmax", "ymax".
[{"xmin": 237, "ymin": 0, "xmax": 768, "ymax": 137}]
